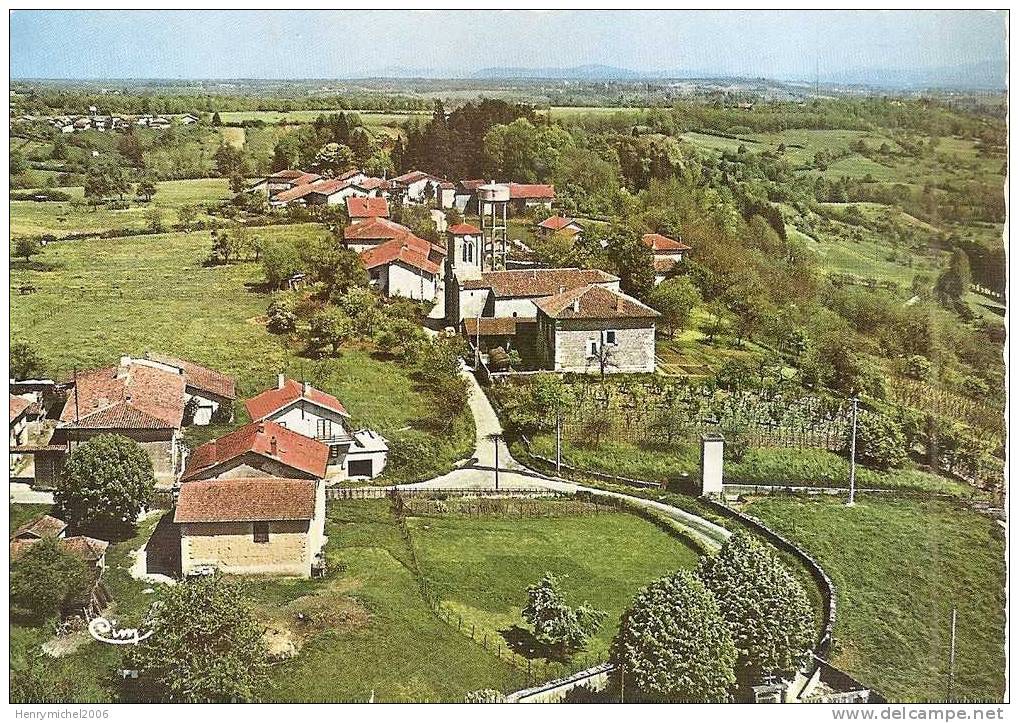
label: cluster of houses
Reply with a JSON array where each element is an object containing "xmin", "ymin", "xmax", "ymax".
[
  {"xmin": 11, "ymin": 354, "xmax": 389, "ymax": 580},
  {"xmin": 21, "ymin": 110, "xmax": 199, "ymax": 134}
]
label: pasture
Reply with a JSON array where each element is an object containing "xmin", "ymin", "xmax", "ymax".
[
  {"xmin": 744, "ymin": 496, "xmax": 1006, "ymax": 703},
  {"xmin": 11, "ymin": 178, "xmax": 231, "ymax": 238}
]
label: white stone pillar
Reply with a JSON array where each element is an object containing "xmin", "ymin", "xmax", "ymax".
[{"xmin": 701, "ymin": 433, "xmax": 724, "ymax": 496}]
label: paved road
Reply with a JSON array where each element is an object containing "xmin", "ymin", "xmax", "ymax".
[
  {"xmin": 10, "ymin": 481, "xmax": 55, "ymax": 505},
  {"xmin": 396, "ymin": 370, "xmax": 730, "ymax": 549}
]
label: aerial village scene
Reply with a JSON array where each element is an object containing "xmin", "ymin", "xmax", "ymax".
[{"xmin": 6, "ymin": 9, "xmax": 1008, "ymax": 708}]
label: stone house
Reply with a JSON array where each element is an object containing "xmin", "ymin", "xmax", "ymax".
[
  {"xmin": 245, "ymin": 376, "xmax": 388, "ymax": 480},
  {"xmin": 57, "ymin": 361, "xmax": 188, "ymax": 485},
  {"xmin": 535, "ymin": 284, "xmax": 659, "ymax": 374},
  {"xmin": 536, "ymin": 215, "xmax": 583, "ymax": 240},
  {"xmin": 175, "ymin": 477, "xmax": 326, "ymax": 578},
  {"xmin": 10, "ymin": 513, "xmax": 109, "ymax": 574},
  {"xmin": 10, "ymin": 394, "xmax": 32, "ymax": 471},
  {"xmin": 391, "ymin": 171, "xmax": 455, "ymax": 208},
  {"xmin": 346, "ymin": 195, "xmax": 390, "ymax": 220},
  {"xmin": 180, "ymin": 420, "xmax": 329, "ymax": 482}
]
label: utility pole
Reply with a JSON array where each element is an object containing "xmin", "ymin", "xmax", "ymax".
[
  {"xmin": 847, "ymin": 397, "xmax": 859, "ymax": 506},
  {"xmin": 487, "ymin": 432, "xmax": 503, "ymax": 490},
  {"xmin": 947, "ymin": 607, "xmax": 958, "ymax": 701},
  {"xmin": 555, "ymin": 412, "xmax": 562, "ymax": 476}
]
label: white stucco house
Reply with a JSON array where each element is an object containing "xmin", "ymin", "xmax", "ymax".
[
  {"xmin": 391, "ymin": 170, "xmax": 455, "ymax": 208},
  {"xmin": 245, "ymin": 376, "xmax": 388, "ymax": 480},
  {"xmin": 361, "ymin": 236, "xmax": 441, "ymax": 302}
]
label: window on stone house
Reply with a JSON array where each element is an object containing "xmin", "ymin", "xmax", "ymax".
[
  {"xmin": 587, "ymin": 340, "xmax": 599, "ymax": 358},
  {"xmin": 253, "ymin": 522, "xmax": 269, "ymax": 543},
  {"xmin": 605, "ymin": 330, "xmax": 617, "ymax": 345}
]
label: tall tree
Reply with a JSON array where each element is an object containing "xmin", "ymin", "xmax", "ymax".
[
  {"xmin": 697, "ymin": 533, "xmax": 814, "ymax": 690},
  {"xmin": 611, "ymin": 570, "xmax": 737, "ymax": 702}
]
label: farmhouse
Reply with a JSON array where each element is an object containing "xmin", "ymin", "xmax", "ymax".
[
  {"xmin": 642, "ymin": 232, "xmax": 691, "ymax": 285},
  {"xmin": 181, "ymin": 420, "xmax": 329, "ymax": 482},
  {"xmin": 507, "ymin": 183, "xmax": 555, "ymax": 213},
  {"xmin": 10, "ymin": 513, "xmax": 109, "ymax": 574},
  {"xmin": 175, "ymin": 477, "xmax": 326, "ymax": 578},
  {"xmin": 57, "ymin": 360, "xmax": 187, "ymax": 484},
  {"xmin": 245, "ymin": 375, "xmax": 388, "ymax": 480},
  {"xmin": 142, "ymin": 352, "xmax": 236, "ymax": 425},
  {"xmin": 10, "ymin": 394, "xmax": 33, "ymax": 469},
  {"xmin": 346, "ymin": 195, "xmax": 390, "ymax": 219},
  {"xmin": 343, "ymin": 217, "xmax": 415, "ymax": 251},
  {"xmin": 362, "ymin": 237, "xmax": 441, "ymax": 302},
  {"xmin": 535, "ymin": 284, "xmax": 660, "ymax": 374}
]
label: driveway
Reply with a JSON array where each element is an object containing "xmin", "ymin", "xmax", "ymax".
[
  {"xmin": 10, "ymin": 481, "xmax": 55, "ymax": 505},
  {"xmin": 396, "ymin": 371, "xmax": 730, "ymax": 549}
]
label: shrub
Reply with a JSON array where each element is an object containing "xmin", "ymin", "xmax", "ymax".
[
  {"xmin": 127, "ymin": 577, "xmax": 269, "ymax": 702},
  {"xmin": 848, "ymin": 410, "xmax": 908, "ymax": 470},
  {"xmin": 10, "ymin": 536, "xmax": 93, "ymax": 625},
  {"xmin": 266, "ymin": 297, "xmax": 297, "ymax": 335},
  {"xmin": 522, "ymin": 572, "xmax": 606, "ymax": 657}
]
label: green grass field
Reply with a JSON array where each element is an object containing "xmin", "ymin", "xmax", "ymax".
[
  {"xmin": 744, "ymin": 496, "xmax": 1005, "ymax": 703},
  {"xmin": 409, "ymin": 502, "xmax": 701, "ymax": 663},
  {"xmin": 11, "ymin": 178, "xmax": 231, "ymax": 238}
]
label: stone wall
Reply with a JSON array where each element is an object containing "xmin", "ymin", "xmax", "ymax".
[{"xmin": 180, "ymin": 519, "xmax": 312, "ymax": 577}]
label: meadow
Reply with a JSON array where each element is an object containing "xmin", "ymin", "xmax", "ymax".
[
  {"xmin": 11, "ymin": 178, "xmax": 231, "ymax": 238},
  {"xmin": 408, "ymin": 500, "xmax": 701, "ymax": 661},
  {"xmin": 215, "ymin": 109, "xmax": 424, "ymax": 126},
  {"xmin": 744, "ymin": 496, "xmax": 1006, "ymax": 703}
]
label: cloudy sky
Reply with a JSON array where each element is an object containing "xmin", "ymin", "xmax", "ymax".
[{"xmin": 9, "ymin": 10, "xmax": 1007, "ymax": 83}]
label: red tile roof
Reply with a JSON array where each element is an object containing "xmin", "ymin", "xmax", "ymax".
[
  {"xmin": 356, "ymin": 177, "xmax": 390, "ymax": 191},
  {"xmin": 462, "ymin": 316, "xmax": 530, "ymax": 336},
  {"xmin": 9, "ymin": 395, "xmax": 31, "ymax": 424},
  {"xmin": 174, "ymin": 478, "xmax": 317, "ymax": 524},
  {"xmin": 272, "ymin": 183, "xmax": 320, "ymax": 203},
  {"xmin": 360, "ymin": 238, "xmax": 440, "ymax": 275},
  {"xmin": 182, "ymin": 420, "xmax": 329, "ymax": 481},
  {"xmin": 291, "ymin": 172, "xmax": 322, "ymax": 187},
  {"xmin": 10, "ymin": 535, "xmax": 109, "ymax": 563},
  {"xmin": 448, "ymin": 223, "xmax": 481, "ymax": 235},
  {"xmin": 346, "ymin": 196, "xmax": 390, "ymax": 219},
  {"xmin": 538, "ymin": 215, "xmax": 579, "ymax": 231},
  {"xmin": 343, "ymin": 217, "xmax": 414, "ymax": 242},
  {"xmin": 143, "ymin": 353, "xmax": 236, "ymax": 400},
  {"xmin": 461, "ymin": 268, "xmax": 618, "ymax": 298},
  {"xmin": 12, "ymin": 513, "xmax": 67, "ymax": 540},
  {"xmin": 245, "ymin": 379, "xmax": 349, "ymax": 422},
  {"xmin": 392, "ymin": 170, "xmax": 431, "ymax": 184},
  {"xmin": 508, "ymin": 183, "xmax": 555, "ymax": 200},
  {"xmin": 642, "ymin": 233, "xmax": 691, "ymax": 252},
  {"xmin": 269, "ymin": 170, "xmax": 306, "ymax": 180},
  {"xmin": 60, "ymin": 363, "xmax": 186, "ymax": 430},
  {"xmin": 535, "ymin": 284, "xmax": 660, "ymax": 320}
]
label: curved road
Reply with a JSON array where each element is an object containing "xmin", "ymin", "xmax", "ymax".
[{"xmin": 396, "ymin": 370, "xmax": 731, "ymax": 550}]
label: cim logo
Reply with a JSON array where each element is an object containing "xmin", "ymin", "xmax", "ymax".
[{"xmin": 88, "ymin": 616, "xmax": 154, "ymax": 645}]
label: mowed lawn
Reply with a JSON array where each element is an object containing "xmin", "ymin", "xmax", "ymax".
[
  {"xmin": 265, "ymin": 500, "xmax": 522, "ymax": 702},
  {"xmin": 11, "ymin": 178, "xmax": 232, "ymax": 238},
  {"xmin": 744, "ymin": 496, "xmax": 1005, "ymax": 703},
  {"xmin": 408, "ymin": 504, "xmax": 702, "ymax": 661},
  {"xmin": 10, "ymin": 225, "xmax": 443, "ymax": 438}
]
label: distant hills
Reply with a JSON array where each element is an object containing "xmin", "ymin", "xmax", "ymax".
[{"xmin": 368, "ymin": 61, "xmax": 1004, "ymax": 91}]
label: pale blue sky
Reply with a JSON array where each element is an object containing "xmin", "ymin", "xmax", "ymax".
[{"xmin": 9, "ymin": 10, "xmax": 1007, "ymax": 83}]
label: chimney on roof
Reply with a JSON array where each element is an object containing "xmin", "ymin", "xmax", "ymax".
[
  {"xmin": 257, "ymin": 422, "xmax": 265, "ymax": 435},
  {"xmin": 270, "ymin": 436, "xmax": 278, "ymax": 457},
  {"xmin": 277, "ymin": 372, "xmax": 285, "ymax": 389},
  {"xmin": 572, "ymin": 297, "xmax": 580, "ymax": 313},
  {"xmin": 303, "ymin": 380, "xmax": 312, "ymax": 395}
]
